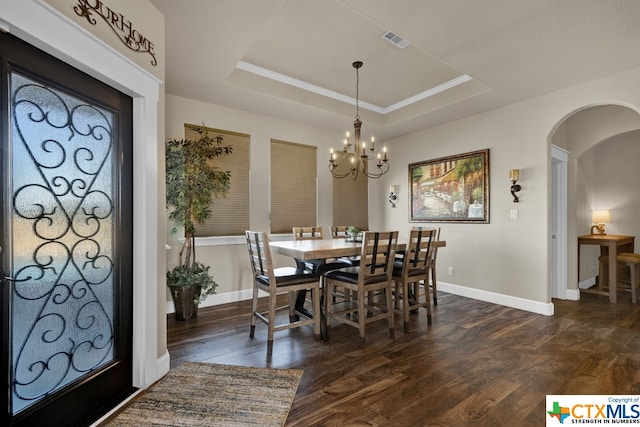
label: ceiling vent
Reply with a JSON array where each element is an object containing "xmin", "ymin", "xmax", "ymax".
[{"xmin": 381, "ymin": 31, "xmax": 410, "ymax": 49}]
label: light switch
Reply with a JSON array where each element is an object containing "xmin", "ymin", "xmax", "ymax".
[{"xmin": 510, "ymin": 209, "xmax": 518, "ymax": 219}]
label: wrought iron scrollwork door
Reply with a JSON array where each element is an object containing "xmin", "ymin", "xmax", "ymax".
[
  {"xmin": 10, "ymin": 71, "xmax": 117, "ymax": 412},
  {"xmin": 1, "ymin": 31, "xmax": 133, "ymax": 426}
]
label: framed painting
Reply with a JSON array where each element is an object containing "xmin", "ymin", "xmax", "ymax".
[{"xmin": 409, "ymin": 149, "xmax": 489, "ymax": 223}]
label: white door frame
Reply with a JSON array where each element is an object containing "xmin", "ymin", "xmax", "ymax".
[
  {"xmin": 0, "ymin": 0, "xmax": 164, "ymax": 388},
  {"xmin": 551, "ymin": 145, "xmax": 569, "ymax": 299}
]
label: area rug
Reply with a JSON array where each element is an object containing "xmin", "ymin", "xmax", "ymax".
[{"xmin": 105, "ymin": 362, "xmax": 303, "ymax": 427}]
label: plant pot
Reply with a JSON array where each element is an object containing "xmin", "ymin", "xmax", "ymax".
[
  {"xmin": 169, "ymin": 285, "xmax": 201, "ymax": 321},
  {"xmin": 346, "ymin": 232, "xmax": 362, "ymax": 242}
]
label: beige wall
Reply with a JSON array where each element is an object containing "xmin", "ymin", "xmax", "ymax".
[
  {"xmin": 165, "ymin": 65, "xmax": 640, "ymax": 316},
  {"xmin": 376, "ymin": 72, "xmax": 640, "ymax": 307},
  {"xmin": 376, "ymin": 98, "xmax": 552, "ymax": 303},
  {"xmin": 579, "ymin": 130, "xmax": 640, "ymax": 246},
  {"xmin": 164, "ymin": 95, "xmax": 348, "ymax": 307},
  {"xmin": 570, "ymin": 107, "xmax": 640, "ymax": 280},
  {"xmin": 43, "ymin": 0, "xmax": 164, "ymax": 80}
]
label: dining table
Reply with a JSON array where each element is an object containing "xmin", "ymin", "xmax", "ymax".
[
  {"xmin": 269, "ymin": 237, "xmax": 446, "ymax": 339},
  {"xmin": 270, "ymin": 238, "xmax": 364, "ymax": 260}
]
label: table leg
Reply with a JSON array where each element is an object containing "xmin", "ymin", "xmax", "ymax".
[
  {"xmin": 608, "ymin": 242, "xmax": 617, "ymax": 303},
  {"xmin": 320, "ymin": 283, "xmax": 328, "ymax": 341}
]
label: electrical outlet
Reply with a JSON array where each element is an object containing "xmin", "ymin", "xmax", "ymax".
[
  {"xmin": 448, "ymin": 266, "xmax": 455, "ymax": 276},
  {"xmin": 510, "ymin": 209, "xmax": 518, "ymax": 219}
]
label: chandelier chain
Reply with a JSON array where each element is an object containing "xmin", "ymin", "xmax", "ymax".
[{"xmin": 355, "ymin": 65, "xmax": 360, "ymax": 120}]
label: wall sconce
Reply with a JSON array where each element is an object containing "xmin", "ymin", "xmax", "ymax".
[
  {"xmin": 591, "ymin": 209, "xmax": 610, "ymax": 235},
  {"xmin": 388, "ymin": 185, "xmax": 397, "ymax": 208},
  {"xmin": 509, "ymin": 169, "xmax": 521, "ymax": 203}
]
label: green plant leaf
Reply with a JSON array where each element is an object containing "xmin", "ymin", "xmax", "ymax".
[{"xmin": 166, "ymin": 125, "xmax": 233, "ymax": 295}]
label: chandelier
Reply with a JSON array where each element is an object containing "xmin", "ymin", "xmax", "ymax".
[{"xmin": 329, "ymin": 61, "xmax": 389, "ymax": 180}]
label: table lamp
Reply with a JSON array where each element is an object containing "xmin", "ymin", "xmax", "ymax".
[{"xmin": 590, "ymin": 210, "xmax": 610, "ymax": 235}]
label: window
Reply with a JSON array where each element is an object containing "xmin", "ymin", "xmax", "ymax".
[
  {"xmin": 185, "ymin": 124, "xmax": 250, "ymax": 236},
  {"xmin": 332, "ymin": 173, "xmax": 368, "ymax": 230},
  {"xmin": 270, "ymin": 139, "xmax": 317, "ymax": 234}
]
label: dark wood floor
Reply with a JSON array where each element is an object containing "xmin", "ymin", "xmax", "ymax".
[{"xmin": 167, "ymin": 290, "xmax": 640, "ymax": 426}]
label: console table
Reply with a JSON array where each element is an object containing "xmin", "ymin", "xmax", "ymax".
[{"xmin": 577, "ymin": 234, "xmax": 635, "ymax": 303}]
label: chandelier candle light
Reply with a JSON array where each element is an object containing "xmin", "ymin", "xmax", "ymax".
[{"xmin": 329, "ymin": 61, "xmax": 389, "ymax": 180}]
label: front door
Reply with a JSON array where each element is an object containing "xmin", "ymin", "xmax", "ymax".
[{"xmin": 1, "ymin": 32, "xmax": 134, "ymax": 426}]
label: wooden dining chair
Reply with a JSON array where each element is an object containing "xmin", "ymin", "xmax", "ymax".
[
  {"xmin": 245, "ymin": 231, "xmax": 321, "ymax": 356},
  {"xmin": 330, "ymin": 225, "xmax": 362, "ymax": 266},
  {"xmin": 292, "ymin": 226, "xmax": 352, "ymax": 318},
  {"xmin": 292, "ymin": 226, "xmax": 326, "ymax": 311},
  {"xmin": 393, "ymin": 228, "xmax": 436, "ymax": 332},
  {"xmin": 330, "ymin": 226, "xmax": 349, "ymax": 239},
  {"xmin": 413, "ymin": 226, "xmax": 441, "ymax": 305},
  {"xmin": 292, "ymin": 226, "xmax": 325, "ymax": 273},
  {"xmin": 324, "ymin": 231, "xmax": 398, "ymax": 346},
  {"xmin": 428, "ymin": 227, "xmax": 441, "ymax": 305},
  {"xmin": 293, "ymin": 226, "xmax": 323, "ymax": 240}
]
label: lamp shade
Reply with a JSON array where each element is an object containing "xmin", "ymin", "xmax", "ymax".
[
  {"xmin": 509, "ymin": 169, "xmax": 519, "ymax": 181},
  {"xmin": 592, "ymin": 210, "xmax": 610, "ymax": 223}
]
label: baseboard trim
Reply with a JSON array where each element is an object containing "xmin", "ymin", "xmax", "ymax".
[
  {"xmin": 167, "ymin": 284, "xmax": 555, "ymax": 316},
  {"xmin": 166, "ymin": 288, "xmax": 255, "ymax": 314},
  {"xmin": 437, "ymin": 282, "xmax": 555, "ymax": 316},
  {"xmin": 90, "ymin": 390, "xmax": 145, "ymax": 426},
  {"xmin": 156, "ymin": 350, "xmax": 171, "ymax": 378},
  {"xmin": 565, "ymin": 288, "xmax": 581, "ymax": 300},
  {"xmin": 578, "ymin": 276, "xmax": 597, "ymax": 290}
]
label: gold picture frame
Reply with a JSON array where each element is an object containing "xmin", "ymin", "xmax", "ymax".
[{"xmin": 409, "ymin": 149, "xmax": 489, "ymax": 223}]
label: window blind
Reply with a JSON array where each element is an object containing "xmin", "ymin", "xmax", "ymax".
[
  {"xmin": 184, "ymin": 124, "xmax": 250, "ymax": 237},
  {"xmin": 270, "ymin": 139, "xmax": 317, "ymax": 234},
  {"xmin": 332, "ymin": 168, "xmax": 368, "ymax": 231}
]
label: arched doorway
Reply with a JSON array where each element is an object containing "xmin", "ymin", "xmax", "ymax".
[{"xmin": 549, "ymin": 105, "xmax": 640, "ymax": 302}]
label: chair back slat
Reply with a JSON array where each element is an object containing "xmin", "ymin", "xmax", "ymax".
[
  {"xmin": 245, "ymin": 231, "xmax": 275, "ymax": 286},
  {"xmin": 360, "ymin": 231, "xmax": 398, "ymax": 280},
  {"xmin": 330, "ymin": 226, "xmax": 349, "ymax": 239},
  {"xmin": 293, "ymin": 226, "xmax": 323, "ymax": 240},
  {"xmin": 412, "ymin": 226, "xmax": 440, "ymax": 263},
  {"xmin": 405, "ymin": 228, "xmax": 436, "ymax": 270},
  {"xmin": 331, "ymin": 226, "xmax": 370, "ymax": 239}
]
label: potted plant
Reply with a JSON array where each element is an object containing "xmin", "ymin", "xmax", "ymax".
[
  {"xmin": 346, "ymin": 226, "xmax": 362, "ymax": 241},
  {"xmin": 165, "ymin": 126, "xmax": 233, "ymax": 320}
]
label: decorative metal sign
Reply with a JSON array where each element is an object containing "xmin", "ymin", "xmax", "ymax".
[{"xmin": 74, "ymin": 0, "xmax": 157, "ymax": 66}]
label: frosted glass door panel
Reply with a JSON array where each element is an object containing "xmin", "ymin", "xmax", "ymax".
[{"xmin": 9, "ymin": 72, "xmax": 115, "ymax": 414}]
